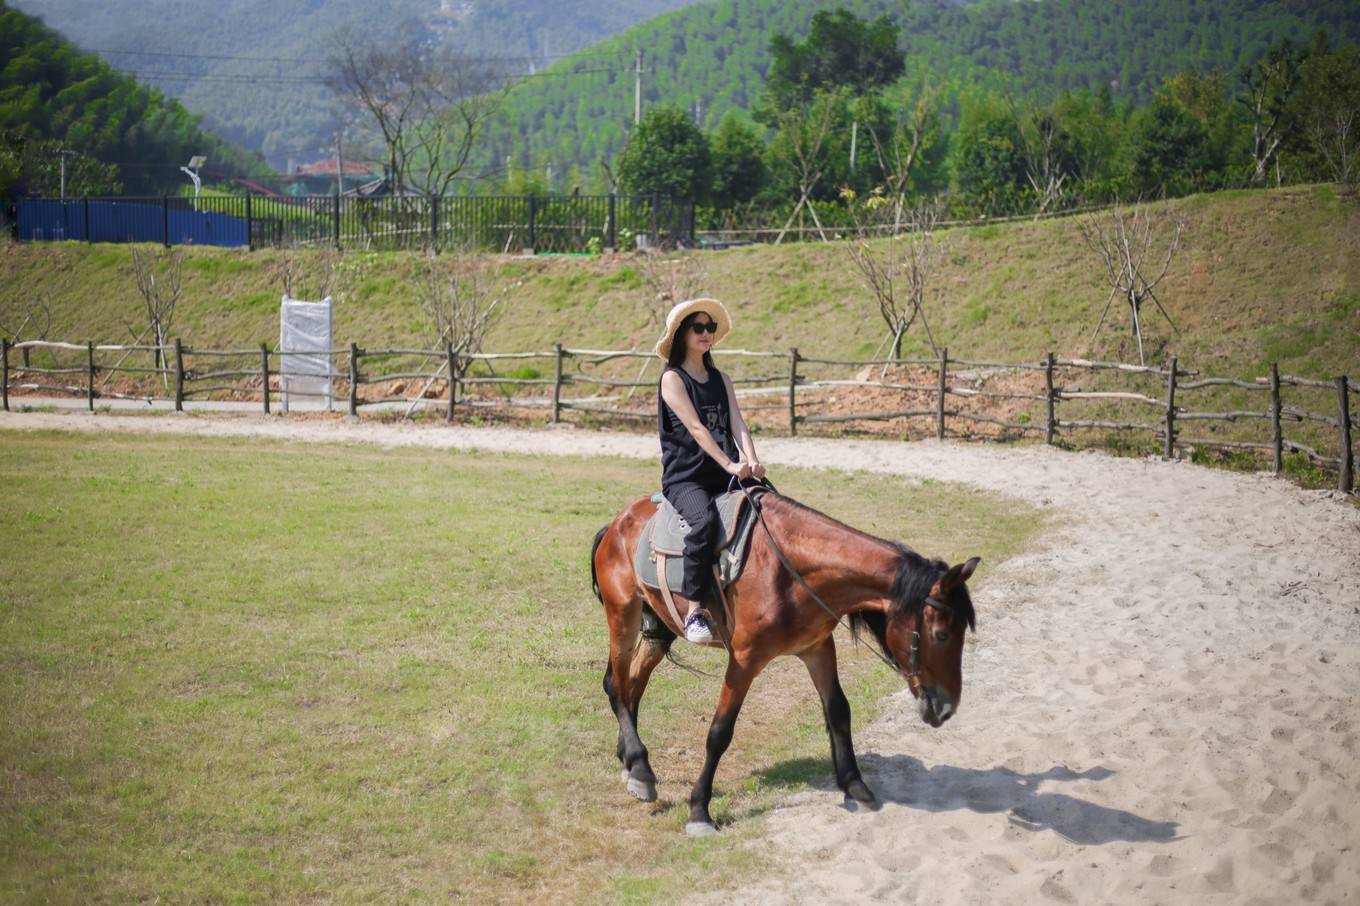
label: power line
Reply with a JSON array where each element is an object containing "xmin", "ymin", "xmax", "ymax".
[{"xmin": 88, "ymin": 46, "xmax": 629, "ymax": 67}]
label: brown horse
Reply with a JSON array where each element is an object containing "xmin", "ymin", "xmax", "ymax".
[{"xmin": 590, "ymin": 486, "xmax": 980, "ymax": 836}]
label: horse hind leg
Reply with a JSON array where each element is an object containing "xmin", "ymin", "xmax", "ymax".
[{"xmin": 603, "ymin": 595, "xmax": 668, "ymax": 803}]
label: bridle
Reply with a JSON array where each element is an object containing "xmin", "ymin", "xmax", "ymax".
[{"xmin": 735, "ymin": 477, "xmax": 954, "ymax": 693}]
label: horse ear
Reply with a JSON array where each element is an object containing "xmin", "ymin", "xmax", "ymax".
[{"xmin": 941, "ymin": 557, "xmax": 981, "ymax": 590}]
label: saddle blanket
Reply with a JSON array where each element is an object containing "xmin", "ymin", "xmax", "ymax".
[{"xmin": 633, "ymin": 487, "xmax": 762, "ymax": 592}]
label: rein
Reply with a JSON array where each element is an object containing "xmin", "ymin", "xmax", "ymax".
[{"xmin": 735, "ymin": 478, "xmax": 951, "ymax": 689}]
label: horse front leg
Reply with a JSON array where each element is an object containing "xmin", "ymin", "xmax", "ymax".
[
  {"xmin": 686, "ymin": 657, "xmax": 761, "ymax": 836},
  {"xmin": 799, "ymin": 636, "xmax": 876, "ymax": 807}
]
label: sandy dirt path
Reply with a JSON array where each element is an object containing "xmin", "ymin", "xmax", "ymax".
[{"xmin": 4, "ymin": 411, "xmax": 1358, "ymax": 904}]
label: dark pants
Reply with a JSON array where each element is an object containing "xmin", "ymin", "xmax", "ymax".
[{"xmin": 663, "ymin": 480, "xmax": 724, "ymax": 600}]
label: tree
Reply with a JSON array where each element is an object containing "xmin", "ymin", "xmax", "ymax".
[
  {"xmin": 709, "ymin": 113, "xmax": 766, "ymax": 208},
  {"xmin": 843, "ymin": 189, "xmax": 940, "ymax": 363},
  {"xmin": 617, "ymin": 105, "xmax": 712, "ymax": 201},
  {"xmin": 1079, "ymin": 203, "xmax": 1183, "ymax": 366},
  {"xmin": 1238, "ymin": 42, "xmax": 1302, "ymax": 185},
  {"xmin": 129, "ymin": 247, "xmax": 183, "ymax": 380},
  {"xmin": 327, "ymin": 24, "xmax": 508, "ymax": 197},
  {"xmin": 1009, "ymin": 100, "xmax": 1078, "ymax": 214},
  {"xmin": 1129, "ymin": 90, "xmax": 1218, "ymax": 197},
  {"xmin": 1290, "ymin": 41, "xmax": 1360, "ymax": 191},
  {"xmin": 951, "ymin": 94, "xmax": 1028, "ymax": 214},
  {"xmin": 767, "ymin": 9, "xmax": 904, "ymax": 110},
  {"xmin": 862, "ymin": 91, "xmax": 939, "ymax": 226},
  {"xmin": 767, "ymin": 87, "xmax": 850, "ymax": 243}
]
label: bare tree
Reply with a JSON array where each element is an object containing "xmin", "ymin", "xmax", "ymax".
[
  {"xmin": 771, "ymin": 88, "xmax": 848, "ymax": 244},
  {"xmin": 327, "ymin": 25, "xmax": 509, "ymax": 197},
  {"xmin": 277, "ymin": 248, "xmax": 341, "ymax": 301},
  {"xmin": 864, "ymin": 93, "xmax": 936, "ymax": 230},
  {"xmin": 421, "ymin": 248, "xmax": 504, "ymax": 384},
  {"xmin": 1, "ymin": 295, "xmax": 53, "ymax": 368},
  {"xmin": 1011, "ymin": 100, "xmax": 1069, "ymax": 215},
  {"xmin": 636, "ymin": 252, "xmax": 709, "ymax": 329},
  {"xmin": 1239, "ymin": 44, "xmax": 1300, "ymax": 185},
  {"xmin": 844, "ymin": 189, "xmax": 941, "ymax": 366},
  {"xmin": 129, "ymin": 247, "xmax": 183, "ymax": 380},
  {"xmin": 1079, "ymin": 203, "xmax": 1183, "ymax": 366}
]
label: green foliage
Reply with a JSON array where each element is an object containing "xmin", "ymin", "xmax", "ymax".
[
  {"xmin": 0, "ymin": 1, "xmax": 266, "ymax": 196},
  {"xmin": 766, "ymin": 8, "xmax": 904, "ymax": 109},
  {"xmin": 709, "ymin": 112, "xmax": 766, "ymax": 207},
  {"xmin": 1130, "ymin": 88, "xmax": 1222, "ymax": 197},
  {"xmin": 616, "ymin": 103, "xmax": 711, "ymax": 200},
  {"xmin": 472, "ymin": 0, "xmax": 1360, "ymax": 196}
]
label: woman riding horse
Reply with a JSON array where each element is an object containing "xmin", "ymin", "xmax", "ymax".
[
  {"xmin": 591, "ymin": 304, "xmax": 982, "ymax": 836},
  {"xmin": 653, "ymin": 298, "xmax": 766, "ymax": 643}
]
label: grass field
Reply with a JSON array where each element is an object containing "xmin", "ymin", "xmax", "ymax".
[{"xmin": 0, "ymin": 432, "xmax": 1041, "ymax": 904}]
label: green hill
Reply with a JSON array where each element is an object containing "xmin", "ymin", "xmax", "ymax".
[
  {"xmin": 479, "ymin": 0, "xmax": 1360, "ymax": 188},
  {"xmin": 9, "ymin": 0, "xmax": 704, "ymax": 169},
  {"xmin": 0, "ymin": 1, "xmax": 267, "ymax": 195}
]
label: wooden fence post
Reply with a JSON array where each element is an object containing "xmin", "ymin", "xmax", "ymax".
[
  {"xmin": 1044, "ymin": 351, "xmax": 1056, "ymax": 445},
  {"xmin": 787, "ymin": 347, "xmax": 799, "ymax": 436},
  {"xmin": 1163, "ymin": 355, "xmax": 1178, "ymax": 459},
  {"xmin": 551, "ymin": 343, "xmax": 563, "ymax": 424},
  {"xmin": 446, "ymin": 345, "xmax": 457, "ymax": 422},
  {"xmin": 348, "ymin": 342, "xmax": 359, "ymax": 417},
  {"xmin": 936, "ymin": 347, "xmax": 948, "ymax": 441},
  {"xmin": 86, "ymin": 340, "xmax": 96, "ymax": 411},
  {"xmin": 1, "ymin": 338, "xmax": 8, "ymax": 412},
  {"xmin": 1270, "ymin": 363, "xmax": 1282, "ymax": 474},
  {"xmin": 1338, "ymin": 375, "xmax": 1353, "ymax": 494},
  {"xmin": 260, "ymin": 342, "xmax": 271, "ymax": 415},
  {"xmin": 173, "ymin": 338, "xmax": 184, "ymax": 412}
]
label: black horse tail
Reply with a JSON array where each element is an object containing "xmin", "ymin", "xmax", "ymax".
[{"xmin": 589, "ymin": 524, "xmax": 609, "ymax": 603}]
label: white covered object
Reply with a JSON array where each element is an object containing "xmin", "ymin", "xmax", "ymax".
[{"xmin": 279, "ymin": 296, "xmax": 334, "ymax": 412}]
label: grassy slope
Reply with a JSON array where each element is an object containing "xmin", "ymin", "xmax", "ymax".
[
  {"xmin": 0, "ymin": 433, "xmax": 1040, "ymax": 904},
  {"xmin": 1, "ymin": 185, "xmax": 1357, "ymax": 380}
]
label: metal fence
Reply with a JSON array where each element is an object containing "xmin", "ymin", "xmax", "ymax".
[{"xmin": 13, "ymin": 193, "xmax": 695, "ymax": 253}]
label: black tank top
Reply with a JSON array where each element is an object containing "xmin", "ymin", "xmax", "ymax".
[{"xmin": 659, "ymin": 365, "xmax": 738, "ymax": 492}]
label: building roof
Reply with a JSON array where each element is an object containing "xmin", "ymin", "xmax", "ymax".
[{"xmin": 295, "ymin": 158, "xmax": 376, "ymax": 178}]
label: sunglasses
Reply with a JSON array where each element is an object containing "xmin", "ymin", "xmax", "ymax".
[{"xmin": 690, "ymin": 321, "xmax": 719, "ymax": 334}]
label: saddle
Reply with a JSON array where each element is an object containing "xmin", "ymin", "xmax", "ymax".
[{"xmin": 633, "ymin": 486, "xmax": 765, "ymax": 641}]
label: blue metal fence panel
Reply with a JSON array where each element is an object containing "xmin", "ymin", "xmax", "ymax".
[{"xmin": 17, "ymin": 199, "xmax": 248, "ymax": 247}]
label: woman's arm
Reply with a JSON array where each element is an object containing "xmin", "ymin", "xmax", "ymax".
[
  {"xmin": 722, "ymin": 372, "xmax": 766, "ymax": 479},
  {"xmin": 660, "ymin": 370, "xmax": 751, "ymax": 478}
]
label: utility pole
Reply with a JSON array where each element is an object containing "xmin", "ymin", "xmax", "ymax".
[
  {"xmin": 59, "ymin": 149, "xmax": 73, "ymax": 199},
  {"xmin": 336, "ymin": 130, "xmax": 345, "ymax": 197},
  {"xmin": 634, "ymin": 49, "xmax": 644, "ymax": 125}
]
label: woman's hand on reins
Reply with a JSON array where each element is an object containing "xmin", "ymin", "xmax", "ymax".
[
  {"xmin": 749, "ymin": 461, "xmax": 767, "ymax": 480},
  {"xmin": 725, "ymin": 460, "xmax": 754, "ymax": 480}
]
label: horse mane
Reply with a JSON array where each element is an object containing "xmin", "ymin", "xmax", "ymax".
[{"xmin": 760, "ymin": 492, "xmax": 976, "ymax": 663}]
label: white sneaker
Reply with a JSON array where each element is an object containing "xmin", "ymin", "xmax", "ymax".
[{"xmin": 683, "ymin": 612, "xmax": 713, "ymax": 643}]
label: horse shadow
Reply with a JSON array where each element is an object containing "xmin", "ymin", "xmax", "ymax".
[{"xmin": 756, "ymin": 754, "xmax": 1180, "ymax": 846}]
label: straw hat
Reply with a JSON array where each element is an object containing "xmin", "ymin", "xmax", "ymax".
[{"xmin": 652, "ymin": 298, "xmax": 732, "ymax": 360}]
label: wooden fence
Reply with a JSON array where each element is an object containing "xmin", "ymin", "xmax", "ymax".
[{"xmin": 2, "ymin": 338, "xmax": 1354, "ymax": 494}]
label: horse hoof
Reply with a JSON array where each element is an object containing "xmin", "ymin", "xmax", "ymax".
[
  {"xmin": 842, "ymin": 796, "xmax": 880, "ymax": 813},
  {"xmin": 627, "ymin": 778, "xmax": 657, "ymax": 802},
  {"xmin": 845, "ymin": 780, "xmax": 878, "ymax": 806},
  {"xmin": 685, "ymin": 821, "xmax": 718, "ymax": 837},
  {"xmin": 621, "ymin": 769, "xmax": 657, "ymax": 802}
]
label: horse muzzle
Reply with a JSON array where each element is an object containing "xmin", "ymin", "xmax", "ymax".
[{"xmin": 919, "ymin": 688, "xmax": 956, "ymax": 728}]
